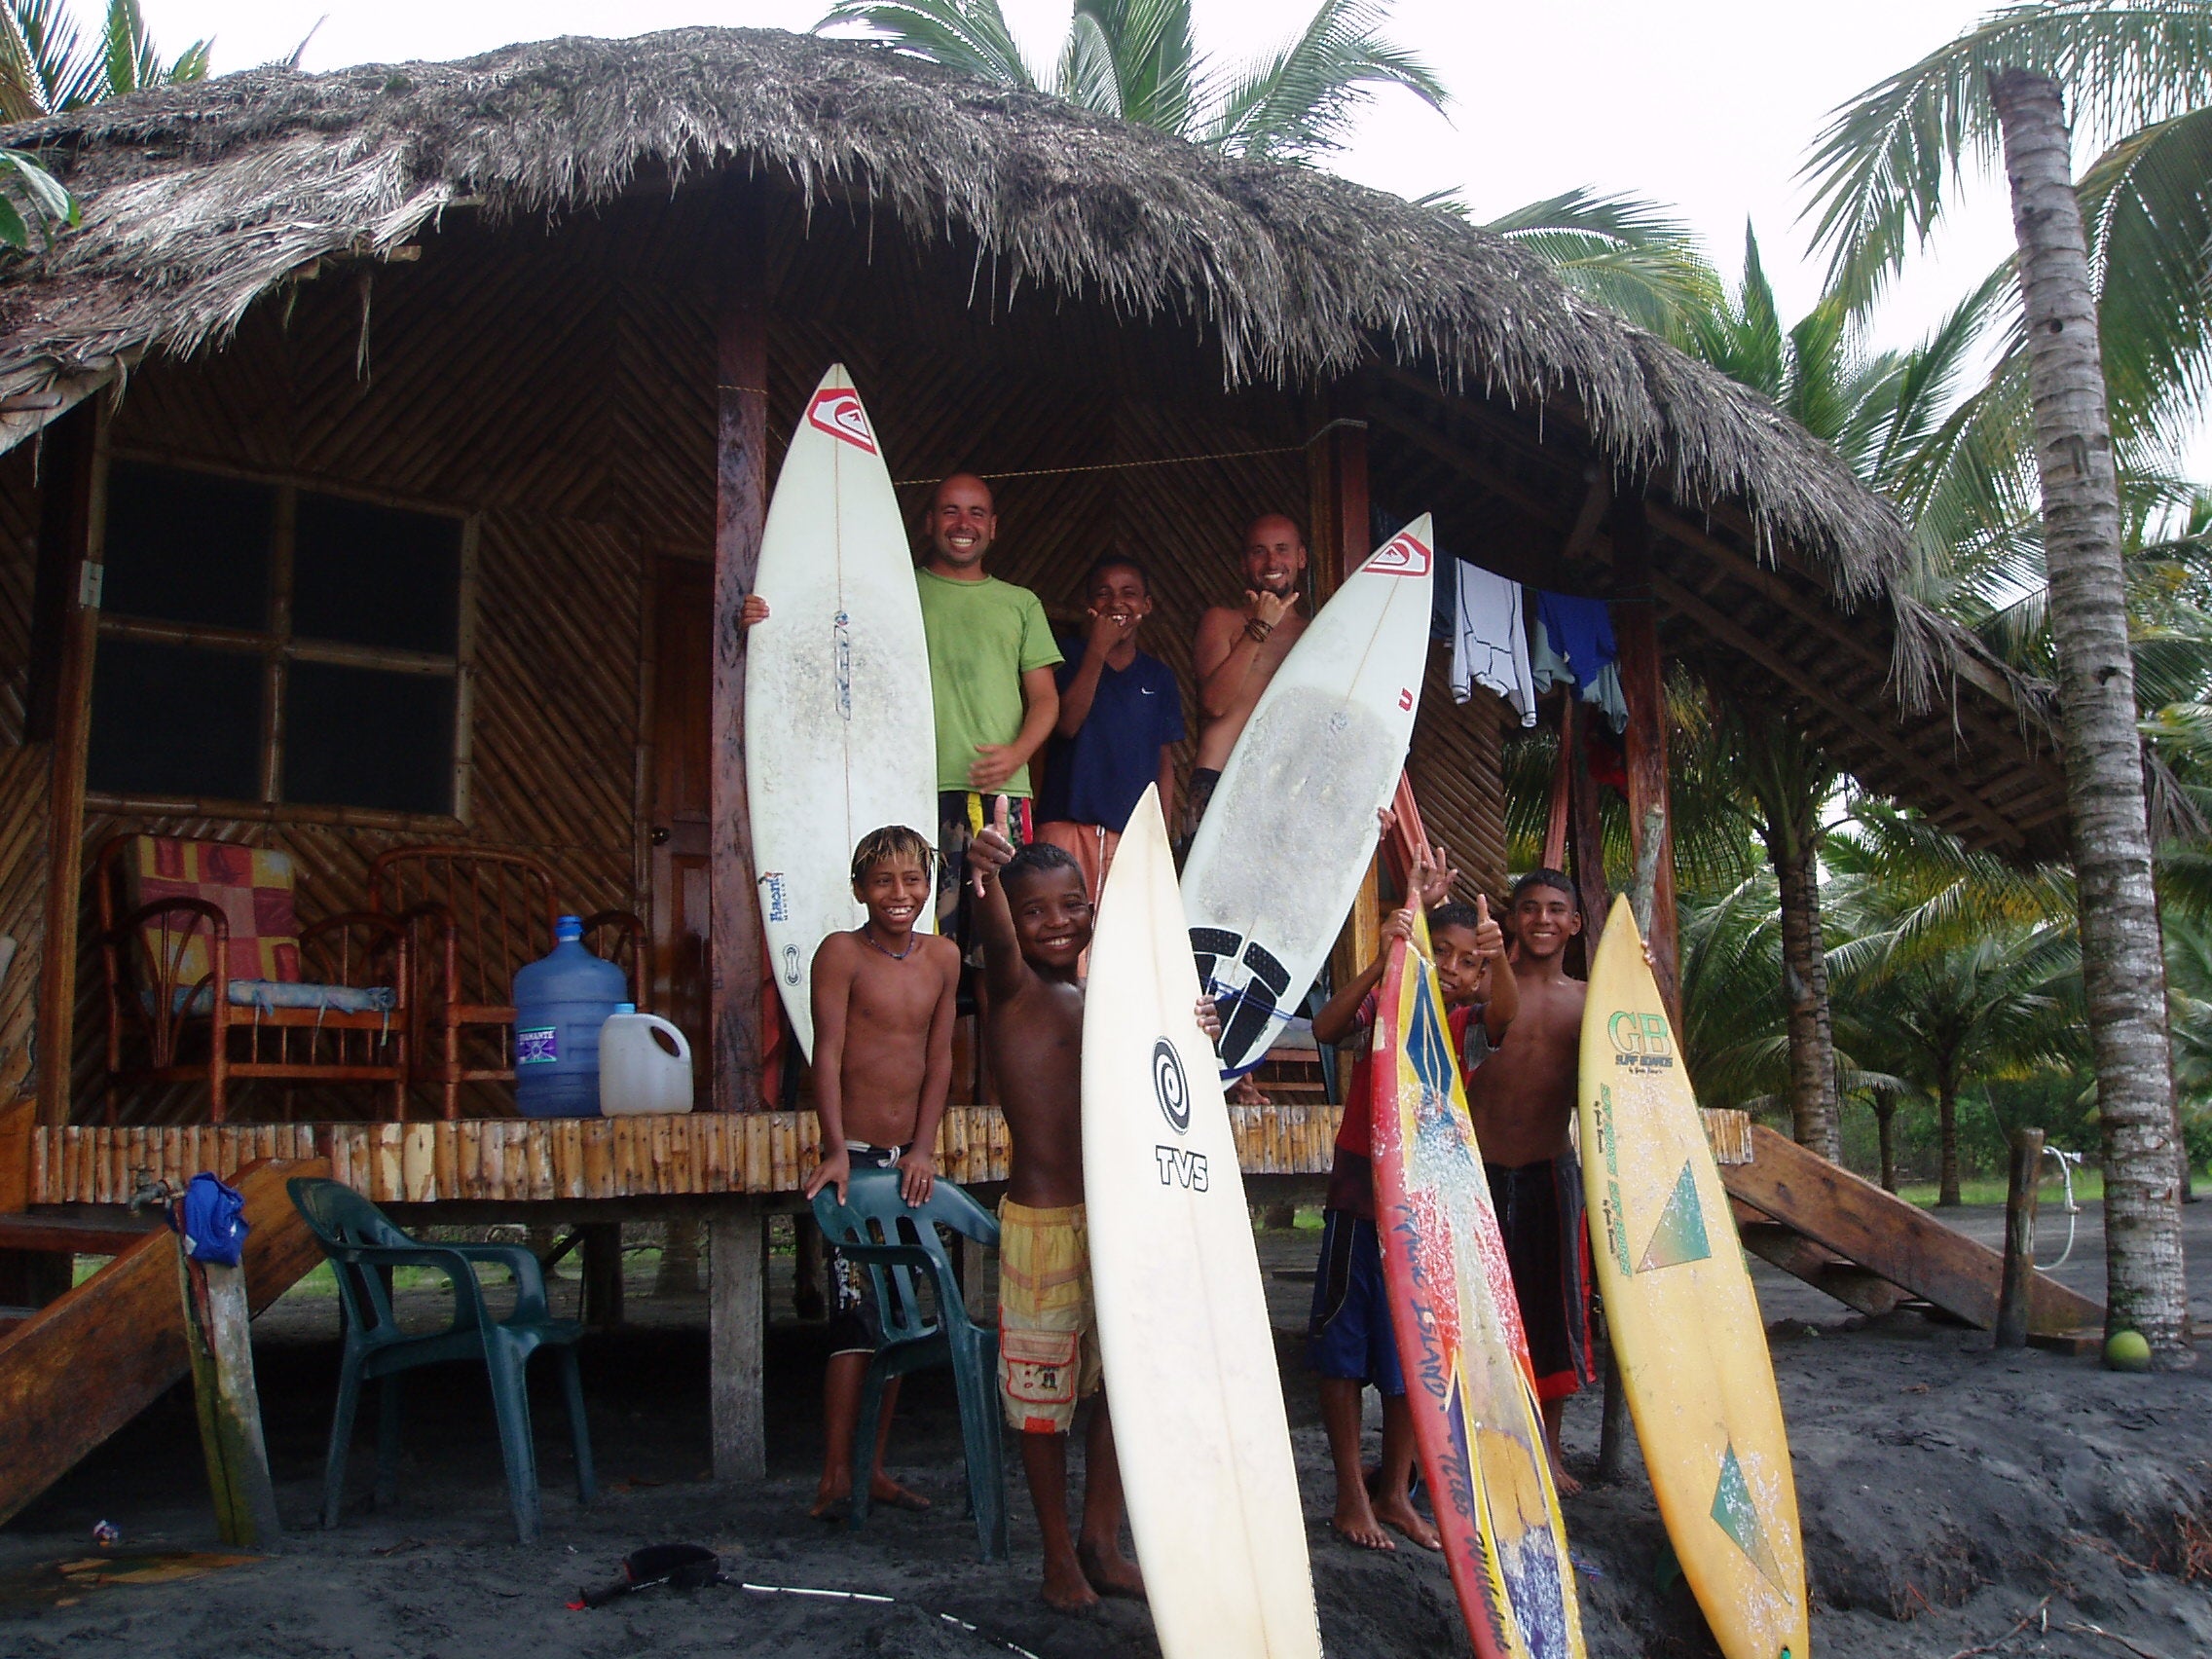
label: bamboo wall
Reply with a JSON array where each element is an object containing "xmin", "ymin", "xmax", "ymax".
[
  {"xmin": 4, "ymin": 187, "xmax": 1512, "ymax": 1124},
  {"xmin": 0, "ymin": 443, "xmax": 43, "ymax": 1100}
]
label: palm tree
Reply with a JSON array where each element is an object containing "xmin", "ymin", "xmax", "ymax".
[
  {"xmin": 1805, "ymin": 3, "xmax": 2196, "ymax": 1364},
  {"xmin": 0, "ymin": 0, "xmax": 208, "ymax": 120},
  {"xmin": 816, "ymin": 0, "xmax": 1445, "ymax": 165}
]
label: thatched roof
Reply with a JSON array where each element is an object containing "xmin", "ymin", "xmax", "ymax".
[{"xmin": 0, "ymin": 25, "xmax": 1909, "ymax": 585}]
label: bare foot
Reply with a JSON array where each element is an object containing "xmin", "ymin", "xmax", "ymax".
[
  {"xmin": 1550, "ymin": 1456, "xmax": 1583, "ymax": 1498},
  {"xmin": 1331, "ymin": 1491, "xmax": 1394, "ymax": 1551},
  {"xmin": 1042, "ymin": 1550, "xmax": 1102, "ymax": 1610},
  {"xmin": 869, "ymin": 1473, "xmax": 931, "ymax": 1511},
  {"xmin": 1078, "ymin": 1540, "xmax": 1146, "ymax": 1600},
  {"xmin": 1374, "ymin": 1493, "xmax": 1441, "ymax": 1551},
  {"xmin": 808, "ymin": 1479, "xmax": 848, "ymax": 1521}
]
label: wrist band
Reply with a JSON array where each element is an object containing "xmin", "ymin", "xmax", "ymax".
[{"xmin": 1244, "ymin": 618, "xmax": 1273, "ymax": 643}]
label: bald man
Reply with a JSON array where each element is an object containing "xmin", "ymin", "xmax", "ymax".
[
  {"xmin": 915, "ymin": 472, "xmax": 1063, "ymax": 957},
  {"xmin": 1188, "ymin": 513, "xmax": 1312, "ymax": 829}
]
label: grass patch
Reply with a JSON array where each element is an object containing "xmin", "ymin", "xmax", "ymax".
[{"xmin": 1894, "ymin": 1167, "xmax": 2105, "ymax": 1209}]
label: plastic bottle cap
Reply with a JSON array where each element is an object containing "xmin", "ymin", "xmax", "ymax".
[
  {"xmin": 613, "ymin": 1003, "xmax": 636, "ymax": 1014},
  {"xmin": 555, "ymin": 914, "xmax": 582, "ymax": 941}
]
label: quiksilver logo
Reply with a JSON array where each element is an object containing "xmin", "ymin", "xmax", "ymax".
[{"xmin": 1153, "ymin": 1039, "xmax": 1191, "ymax": 1133}]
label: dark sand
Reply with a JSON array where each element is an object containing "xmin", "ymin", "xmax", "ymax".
[{"xmin": 3, "ymin": 1199, "xmax": 2208, "ymax": 1659}]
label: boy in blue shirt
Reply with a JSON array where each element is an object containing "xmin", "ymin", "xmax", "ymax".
[{"xmin": 1033, "ymin": 557, "xmax": 1185, "ymax": 924}]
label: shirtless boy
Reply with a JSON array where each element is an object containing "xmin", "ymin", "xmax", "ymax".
[
  {"xmin": 1463, "ymin": 868, "xmax": 1599, "ymax": 1494},
  {"xmin": 1306, "ymin": 863, "xmax": 1513, "ymax": 1550},
  {"xmin": 801, "ymin": 826, "xmax": 962, "ymax": 1520},
  {"xmin": 965, "ymin": 811, "xmax": 1219, "ymax": 1607},
  {"xmin": 1189, "ymin": 514, "xmax": 1311, "ymax": 828}
]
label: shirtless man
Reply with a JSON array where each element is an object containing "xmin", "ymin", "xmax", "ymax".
[
  {"xmin": 801, "ymin": 826, "xmax": 962, "ymax": 1519},
  {"xmin": 1189, "ymin": 513, "xmax": 1312, "ymax": 828},
  {"xmin": 1461, "ymin": 868, "xmax": 1598, "ymax": 1494},
  {"xmin": 966, "ymin": 808, "xmax": 1219, "ymax": 1608}
]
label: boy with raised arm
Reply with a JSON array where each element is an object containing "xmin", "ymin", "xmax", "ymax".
[
  {"xmin": 801, "ymin": 826, "xmax": 963, "ymax": 1521},
  {"xmin": 1307, "ymin": 865, "xmax": 1516, "ymax": 1551},
  {"xmin": 964, "ymin": 806, "xmax": 1219, "ymax": 1608},
  {"xmin": 1464, "ymin": 868, "xmax": 1599, "ymax": 1494}
]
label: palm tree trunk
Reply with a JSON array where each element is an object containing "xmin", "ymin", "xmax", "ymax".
[
  {"xmin": 1774, "ymin": 839, "xmax": 1841, "ymax": 1162},
  {"xmin": 1874, "ymin": 1089, "xmax": 1899, "ymax": 1194},
  {"xmin": 1937, "ymin": 1070, "xmax": 1962, "ymax": 1208},
  {"xmin": 1992, "ymin": 68, "xmax": 2192, "ymax": 1365}
]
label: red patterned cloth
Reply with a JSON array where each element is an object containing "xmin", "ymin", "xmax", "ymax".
[{"xmin": 124, "ymin": 836, "xmax": 302, "ymax": 989}]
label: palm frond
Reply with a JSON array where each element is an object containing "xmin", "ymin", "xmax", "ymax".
[
  {"xmin": 815, "ymin": 0, "xmax": 1044, "ymax": 91},
  {"xmin": 1475, "ymin": 187, "xmax": 1721, "ymax": 336},
  {"xmin": 1204, "ymin": 0, "xmax": 1446, "ymax": 162}
]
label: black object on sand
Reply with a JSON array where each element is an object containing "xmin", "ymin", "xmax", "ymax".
[{"xmin": 572, "ymin": 1543, "xmax": 724, "ymax": 1608}]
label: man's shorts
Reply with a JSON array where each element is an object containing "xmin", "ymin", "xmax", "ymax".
[
  {"xmin": 938, "ymin": 791, "xmax": 1032, "ymax": 966},
  {"xmin": 825, "ymin": 1141, "xmax": 904, "ymax": 1356},
  {"xmin": 1306, "ymin": 1208, "xmax": 1405, "ymax": 1396},
  {"xmin": 997, "ymin": 1198, "xmax": 1103, "ymax": 1433},
  {"xmin": 1486, "ymin": 1153, "xmax": 1596, "ymax": 1402}
]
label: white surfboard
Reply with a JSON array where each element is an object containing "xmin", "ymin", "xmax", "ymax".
[
  {"xmin": 1182, "ymin": 516, "xmax": 1436, "ymax": 1076},
  {"xmin": 745, "ymin": 365, "xmax": 937, "ymax": 1058},
  {"xmin": 1083, "ymin": 786, "xmax": 1321, "ymax": 1659}
]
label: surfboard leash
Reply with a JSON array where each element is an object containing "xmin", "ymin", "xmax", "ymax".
[{"xmin": 734, "ymin": 1581, "xmax": 1046, "ymax": 1659}]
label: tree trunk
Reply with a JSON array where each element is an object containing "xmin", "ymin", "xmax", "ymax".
[
  {"xmin": 1993, "ymin": 68, "xmax": 2192, "ymax": 1364},
  {"xmin": 1773, "ymin": 835, "xmax": 1841, "ymax": 1163},
  {"xmin": 1937, "ymin": 1073, "xmax": 1962, "ymax": 1208},
  {"xmin": 1874, "ymin": 1091, "xmax": 1899, "ymax": 1194}
]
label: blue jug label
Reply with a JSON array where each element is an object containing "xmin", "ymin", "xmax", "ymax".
[{"xmin": 516, "ymin": 1026, "xmax": 559, "ymax": 1065}]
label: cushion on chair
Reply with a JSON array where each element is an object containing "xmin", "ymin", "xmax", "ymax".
[
  {"xmin": 164, "ymin": 979, "xmax": 398, "ymax": 1017},
  {"xmin": 124, "ymin": 836, "xmax": 302, "ymax": 987}
]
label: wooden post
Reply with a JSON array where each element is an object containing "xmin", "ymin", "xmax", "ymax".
[
  {"xmin": 1596, "ymin": 1326, "xmax": 1632, "ymax": 1484},
  {"xmin": 176, "ymin": 1243, "xmax": 283, "ymax": 1550},
  {"xmin": 709, "ymin": 1207, "xmax": 766, "ymax": 1481},
  {"xmin": 579, "ymin": 1221, "xmax": 624, "ymax": 1329},
  {"xmin": 1610, "ymin": 498, "xmax": 1680, "ymax": 1022},
  {"xmin": 1995, "ymin": 1127, "xmax": 2046, "ymax": 1347},
  {"xmin": 1564, "ymin": 697, "xmax": 1608, "ymax": 964},
  {"xmin": 710, "ymin": 186, "xmax": 771, "ymax": 1114},
  {"xmin": 1312, "ymin": 389, "xmax": 1382, "ymax": 999},
  {"xmin": 960, "ymin": 1230, "xmax": 995, "ymax": 1328},
  {"xmin": 32, "ymin": 403, "xmax": 107, "ymax": 1125}
]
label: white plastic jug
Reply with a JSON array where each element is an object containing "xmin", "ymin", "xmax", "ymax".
[{"xmin": 597, "ymin": 1005, "xmax": 694, "ymax": 1116}]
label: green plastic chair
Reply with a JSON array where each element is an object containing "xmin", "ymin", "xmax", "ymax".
[
  {"xmin": 287, "ymin": 1177, "xmax": 596, "ymax": 1544},
  {"xmin": 811, "ymin": 1165, "xmax": 1006, "ymax": 1561}
]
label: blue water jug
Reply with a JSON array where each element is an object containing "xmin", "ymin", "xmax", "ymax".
[{"xmin": 512, "ymin": 915, "xmax": 627, "ymax": 1118}]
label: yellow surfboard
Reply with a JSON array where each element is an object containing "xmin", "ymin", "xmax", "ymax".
[{"xmin": 1580, "ymin": 897, "xmax": 1809, "ymax": 1659}]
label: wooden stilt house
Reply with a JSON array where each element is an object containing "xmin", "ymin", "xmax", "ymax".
[{"xmin": 0, "ymin": 27, "xmax": 2071, "ymax": 1500}]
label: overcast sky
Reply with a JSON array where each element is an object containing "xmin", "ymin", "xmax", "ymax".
[{"xmin": 136, "ymin": 2, "xmax": 2173, "ymax": 469}]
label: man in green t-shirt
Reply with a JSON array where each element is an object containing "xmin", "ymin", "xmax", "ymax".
[{"xmin": 914, "ymin": 472, "xmax": 1063, "ymax": 956}]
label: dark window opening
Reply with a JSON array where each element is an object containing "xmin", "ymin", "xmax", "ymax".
[{"xmin": 89, "ymin": 463, "xmax": 468, "ymax": 817}]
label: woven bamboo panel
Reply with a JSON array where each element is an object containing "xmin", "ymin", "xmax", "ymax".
[
  {"xmin": 0, "ymin": 745, "xmax": 45, "ymax": 1098},
  {"xmin": 0, "ymin": 443, "xmax": 36, "ymax": 747},
  {"xmin": 27, "ymin": 1105, "xmax": 1751, "ymax": 1201}
]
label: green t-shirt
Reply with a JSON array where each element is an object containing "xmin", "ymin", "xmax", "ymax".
[{"xmin": 914, "ymin": 569, "xmax": 1063, "ymax": 797}]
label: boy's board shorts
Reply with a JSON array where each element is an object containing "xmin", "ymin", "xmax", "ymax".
[
  {"xmin": 1485, "ymin": 1153, "xmax": 1597, "ymax": 1402},
  {"xmin": 997, "ymin": 1198, "xmax": 1103, "ymax": 1433},
  {"xmin": 1306, "ymin": 1208, "xmax": 1406, "ymax": 1396},
  {"xmin": 825, "ymin": 1141, "xmax": 904, "ymax": 1356},
  {"xmin": 938, "ymin": 792, "xmax": 1032, "ymax": 966}
]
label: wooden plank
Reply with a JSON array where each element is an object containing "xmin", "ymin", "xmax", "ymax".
[
  {"xmin": 0, "ymin": 1095, "xmax": 33, "ymax": 1212},
  {"xmin": 0, "ymin": 1212, "xmax": 160, "ymax": 1255},
  {"xmin": 709, "ymin": 1208, "xmax": 765, "ymax": 1481},
  {"xmin": 176, "ymin": 1248, "xmax": 283, "ymax": 1551},
  {"xmin": 1723, "ymin": 1124, "xmax": 2101, "ymax": 1333},
  {"xmin": 0, "ymin": 1156, "xmax": 329, "ymax": 1528},
  {"xmin": 709, "ymin": 186, "xmax": 771, "ymax": 1114},
  {"xmin": 1736, "ymin": 1220, "xmax": 1908, "ymax": 1318}
]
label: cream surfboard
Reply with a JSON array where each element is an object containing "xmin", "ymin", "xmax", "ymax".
[
  {"xmin": 745, "ymin": 365, "xmax": 937, "ymax": 1058},
  {"xmin": 1084, "ymin": 787, "xmax": 1321, "ymax": 1659},
  {"xmin": 1183, "ymin": 516, "xmax": 1436, "ymax": 1077},
  {"xmin": 1580, "ymin": 897, "xmax": 1809, "ymax": 1659},
  {"xmin": 1372, "ymin": 929, "xmax": 1585, "ymax": 1659}
]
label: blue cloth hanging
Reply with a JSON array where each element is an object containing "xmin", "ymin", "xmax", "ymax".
[
  {"xmin": 1536, "ymin": 591, "xmax": 1618, "ymax": 685},
  {"xmin": 177, "ymin": 1170, "xmax": 249, "ymax": 1267}
]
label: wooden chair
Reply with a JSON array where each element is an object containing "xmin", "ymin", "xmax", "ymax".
[
  {"xmin": 92, "ymin": 835, "xmax": 410, "ymax": 1123},
  {"xmin": 367, "ymin": 846, "xmax": 644, "ymax": 1120}
]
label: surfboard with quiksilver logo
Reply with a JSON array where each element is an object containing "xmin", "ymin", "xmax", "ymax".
[
  {"xmin": 1083, "ymin": 786, "xmax": 1320, "ymax": 1659},
  {"xmin": 1181, "ymin": 515, "xmax": 1436, "ymax": 1077},
  {"xmin": 746, "ymin": 365, "xmax": 937, "ymax": 1058}
]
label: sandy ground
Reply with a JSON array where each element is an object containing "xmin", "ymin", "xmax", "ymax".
[{"xmin": 2, "ymin": 1200, "xmax": 2209, "ymax": 1659}]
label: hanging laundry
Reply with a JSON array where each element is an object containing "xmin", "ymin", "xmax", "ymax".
[
  {"xmin": 1533, "ymin": 590, "xmax": 1629, "ymax": 734},
  {"xmin": 1451, "ymin": 559, "xmax": 1537, "ymax": 726}
]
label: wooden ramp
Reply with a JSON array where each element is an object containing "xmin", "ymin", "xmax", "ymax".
[
  {"xmin": 0, "ymin": 1156, "xmax": 328, "ymax": 1528},
  {"xmin": 1722, "ymin": 1124, "xmax": 2102, "ymax": 1334}
]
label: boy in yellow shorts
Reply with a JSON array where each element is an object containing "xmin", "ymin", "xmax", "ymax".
[{"xmin": 966, "ymin": 808, "xmax": 1217, "ymax": 1608}]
